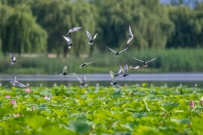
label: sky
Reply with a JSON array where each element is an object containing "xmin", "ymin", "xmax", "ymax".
[{"xmin": 161, "ymin": 0, "xmax": 171, "ymax": 4}]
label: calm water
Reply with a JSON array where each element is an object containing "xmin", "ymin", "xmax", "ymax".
[
  {"xmin": 0, "ymin": 73, "xmax": 203, "ymax": 87},
  {"xmin": 0, "ymin": 81, "xmax": 202, "ymax": 88}
]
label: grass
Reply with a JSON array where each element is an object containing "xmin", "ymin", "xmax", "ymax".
[{"xmin": 0, "ymin": 48, "xmax": 203, "ymax": 74}]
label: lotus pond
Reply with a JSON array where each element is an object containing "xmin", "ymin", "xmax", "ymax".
[{"xmin": 0, "ymin": 85, "xmax": 203, "ymax": 135}]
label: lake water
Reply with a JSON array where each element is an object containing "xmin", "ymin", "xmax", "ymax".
[{"xmin": 0, "ymin": 73, "xmax": 203, "ymax": 87}]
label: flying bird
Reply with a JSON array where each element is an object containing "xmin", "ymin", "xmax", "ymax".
[
  {"xmin": 86, "ymin": 30, "xmax": 98, "ymax": 45},
  {"xmin": 110, "ymin": 67, "xmax": 122, "ymax": 77},
  {"xmin": 10, "ymin": 76, "xmax": 27, "ymax": 88},
  {"xmin": 127, "ymin": 25, "xmax": 133, "ymax": 44},
  {"xmin": 79, "ymin": 60, "xmax": 97, "ymax": 68},
  {"xmin": 109, "ymin": 71, "xmax": 118, "ymax": 86},
  {"xmin": 62, "ymin": 35, "xmax": 73, "ymax": 49},
  {"xmin": 66, "ymin": 27, "xmax": 82, "ymax": 35},
  {"xmin": 9, "ymin": 53, "xmax": 17, "ymax": 65},
  {"xmin": 129, "ymin": 65, "xmax": 139, "ymax": 70},
  {"xmin": 60, "ymin": 66, "xmax": 76, "ymax": 77},
  {"xmin": 106, "ymin": 46, "xmax": 128, "ymax": 57},
  {"xmin": 120, "ymin": 64, "xmax": 129, "ymax": 78},
  {"xmin": 133, "ymin": 57, "xmax": 157, "ymax": 67},
  {"xmin": 77, "ymin": 75, "xmax": 87, "ymax": 87}
]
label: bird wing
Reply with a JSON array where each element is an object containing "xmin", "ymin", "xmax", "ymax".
[
  {"xmin": 124, "ymin": 63, "xmax": 128, "ymax": 73},
  {"xmin": 82, "ymin": 75, "xmax": 86, "ymax": 83},
  {"xmin": 93, "ymin": 33, "xmax": 98, "ymax": 40},
  {"xmin": 130, "ymin": 65, "xmax": 139, "ymax": 70},
  {"xmin": 86, "ymin": 30, "xmax": 92, "ymax": 40},
  {"xmin": 11, "ymin": 76, "xmax": 17, "ymax": 82},
  {"xmin": 129, "ymin": 25, "xmax": 133, "ymax": 35},
  {"xmin": 67, "ymin": 28, "xmax": 74, "ymax": 33},
  {"xmin": 106, "ymin": 46, "xmax": 117, "ymax": 53},
  {"xmin": 116, "ymin": 68, "xmax": 122, "ymax": 75},
  {"xmin": 9, "ymin": 53, "xmax": 14, "ymax": 59},
  {"xmin": 62, "ymin": 35, "xmax": 71, "ymax": 42},
  {"xmin": 77, "ymin": 76, "xmax": 83, "ymax": 83},
  {"xmin": 73, "ymin": 27, "xmax": 82, "ymax": 31},
  {"xmin": 119, "ymin": 65, "xmax": 125, "ymax": 73},
  {"xmin": 63, "ymin": 66, "xmax": 67, "ymax": 73},
  {"xmin": 109, "ymin": 71, "xmax": 115, "ymax": 82},
  {"xmin": 16, "ymin": 82, "xmax": 27, "ymax": 88},
  {"xmin": 127, "ymin": 38, "xmax": 133, "ymax": 44},
  {"xmin": 133, "ymin": 57, "xmax": 144, "ymax": 63},
  {"xmin": 85, "ymin": 60, "xmax": 97, "ymax": 65},
  {"xmin": 119, "ymin": 47, "xmax": 128, "ymax": 53},
  {"xmin": 146, "ymin": 57, "xmax": 157, "ymax": 63}
]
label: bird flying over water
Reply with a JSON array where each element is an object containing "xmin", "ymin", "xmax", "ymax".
[
  {"xmin": 9, "ymin": 53, "xmax": 17, "ymax": 65},
  {"xmin": 66, "ymin": 27, "xmax": 82, "ymax": 35},
  {"xmin": 77, "ymin": 75, "xmax": 87, "ymax": 87},
  {"xmin": 60, "ymin": 66, "xmax": 76, "ymax": 77},
  {"xmin": 111, "ymin": 67, "xmax": 122, "ymax": 77},
  {"xmin": 10, "ymin": 76, "xmax": 27, "ymax": 88},
  {"xmin": 86, "ymin": 30, "xmax": 98, "ymax": 45},
  {"xmin": 120, "ymin": 64, "xmax": 129, "ymax": 78},
  {"xmin": 127, "ymin": 25, "xmax": 133, "ymax": 44},
  {"xmin": 62, "ymin": 35, "xmax": 73, "ymax": 49},
  {"xmin": 133, "ymin": 57, "xmax": 157, "ymax": 67},
  {"xmin": 109, "ymin": 71, "xmax": 120, "ymax": 87},
  {"xmin": 79, "ymin": 60, "xmax": 97, "ymax": 68},
  {"xmin": 106, "ymin": 46, "xmax": 128, "ymax": 57}
]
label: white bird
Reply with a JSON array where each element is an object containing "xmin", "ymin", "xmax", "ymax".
[
  {"xmin": 133, "ymin": 57, "xmax": 157, "ymax": 67},
  {"xmin": 129, "ymin": 65, "xmax": 139, "ymax": 70},
  {"xmin": 111, "ymin": 67, "xmax": 122, "ymax": 77},
  {"xmin": 62, "ymin": 35, "xmax": 73, "ymax": 49},
  {"xmin": 86, "ymin": 30, "xmax": 98, "ymax": 45},
  {"xmin": 9, "ymin": 53, "xmax": 17, "ymax": 65},
  {"xmin": 120, "ymin": 64, "xmax": 129, "ymax": 78},
  {"xmin": 77, "ymin": 75, "xmax": 87, "ymax": 87},
  {"xmin": 66, "ymin": 27, "xmax": 82, "ymax": 35},
  {"xmin": 106, "ymin": 46, "xmax": 128, "ymax": 57},
  {"xmin": 109, "ymin": 71, "xmax": 120, "ymax": 87},
  {"xmin": 10, "ymin": 76, "xmax": 27, "ymax": 88},
  {"xmin": 79, "ymin": 60, "xmax": 97, "ymax": 68},
  {"xmin": 127, "ymin": 25, "xmax": 133, "ymax": 44},
  {"xmin": 60, "ymin": 66, "xmax": 76, "ymax": 77}
]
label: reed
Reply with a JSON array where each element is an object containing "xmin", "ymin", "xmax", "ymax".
[{"xmin": 0, "ymin": 48, "xmax": 202, "ymax": 74}]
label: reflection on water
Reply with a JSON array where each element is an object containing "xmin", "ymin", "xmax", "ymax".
[{"xmin": 1, "ymin": 81, "xmax": 202, "ymax": 88}]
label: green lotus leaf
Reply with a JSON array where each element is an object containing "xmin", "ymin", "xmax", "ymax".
[{"xmin": 66, "ymin": 120, "xmax": 91, "ymax": 134}]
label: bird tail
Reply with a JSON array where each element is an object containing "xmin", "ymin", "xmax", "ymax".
[
  {"xmin": 11, "ymin": 62, "xmax": 14, "ymax": 65},
  {"xmin": 88, "ymin": 42, "xmax": 93, "ymax": 45},
  {"xmin": 68, "ymin": 46, "xmax": 72, "ymax": 49}
]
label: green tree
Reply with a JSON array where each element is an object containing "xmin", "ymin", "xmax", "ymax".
[
  {"xmin": 97, "ymin": 0, "xmax": 174, "ymax": 51},
  {"xmin": 0, "ymin": 4, "xmax": 47, "ymax": 56},
  {"xmin": 31, "ymin": 0, "xmax": 97, "ymax": 57},
  {"xmin": 166, "ymin": 5, "xmax": 203, "ymax": 48}
]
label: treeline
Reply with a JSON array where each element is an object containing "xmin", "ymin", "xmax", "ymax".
[{"xmin": 0, "ymin": 0, "xmax": 203, "ymax": 57}]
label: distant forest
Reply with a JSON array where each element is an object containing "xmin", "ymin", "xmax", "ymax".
[{"xmin": 0, "ymin": 0, "xmax": 203, "ymax": 57}]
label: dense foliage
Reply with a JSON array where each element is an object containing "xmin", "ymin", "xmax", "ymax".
[
  {"xmin": 0, "ymin": 85, "xmax": 203, "ymax": 134},
  {"xmin": 0, "ymin": 0, "xmax": 203, "ymax": 56}
]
